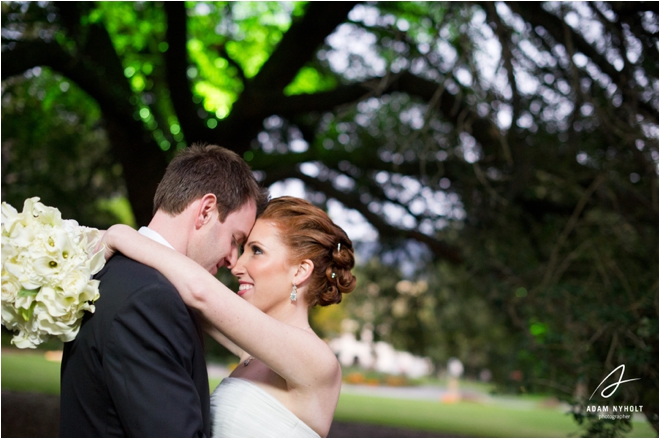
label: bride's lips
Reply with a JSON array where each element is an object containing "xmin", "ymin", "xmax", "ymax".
[{"xmin": 237, "ymin": 282, "xmax": 253, "ymax": 297}]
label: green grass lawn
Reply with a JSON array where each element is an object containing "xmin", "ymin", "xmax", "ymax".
[
  {"xmin": 2, "ymin": 351, "xmax": 657, "ymax": 438},
  {"xmin": 1, "ymin": 350, "xmax": 62, "ymax": 394},
  {"xmin": 334, "ymin": 393, "xmax": 655, "ymax": 438}
]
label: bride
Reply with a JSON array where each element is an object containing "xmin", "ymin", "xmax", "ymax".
[{"xmin": 102, "ymin": 196, "xmax": 357, "ymax": 438}]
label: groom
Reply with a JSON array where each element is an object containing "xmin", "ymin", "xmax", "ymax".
[{"xmin": 60, "ymin": 144, "xmax": 268, "ymax": 437}]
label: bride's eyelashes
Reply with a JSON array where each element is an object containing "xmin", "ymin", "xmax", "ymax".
[{"xmin": 250, "ymin": 245, "xmax": 263, "ymax": 255}]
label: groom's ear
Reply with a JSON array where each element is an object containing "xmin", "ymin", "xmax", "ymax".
[{"xmin": 195, "ymin": 194, "xmax": 218, "ymax": 228}]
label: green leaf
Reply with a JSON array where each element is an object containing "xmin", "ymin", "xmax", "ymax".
[
  {"xmin": 19, "ymin": 301, "xmax": 37, "ymax": 322},
  {"xmin": 18, "ymin": 288, "xmax": 39, "ymax": 298},
  {"xmin": 284, "ymin": 67, "xmax": 337, "ymax": 96}
]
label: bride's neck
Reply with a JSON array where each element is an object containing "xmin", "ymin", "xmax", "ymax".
[{"xmin": 266, "ymin": 301, "xmax": 310, "ymax": 331}]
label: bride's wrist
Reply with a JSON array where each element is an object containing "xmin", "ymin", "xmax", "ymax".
[{"xmin": 103, "ymin": 224, "xmax": 126, "ymax": 258}]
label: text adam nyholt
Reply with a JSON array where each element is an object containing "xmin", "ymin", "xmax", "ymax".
[{"xmin": 586, "ymin": 405, "xmax": 643, "ymax": 413}]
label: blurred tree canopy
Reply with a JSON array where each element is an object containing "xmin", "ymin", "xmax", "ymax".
[{"xmin": 2, "ymin": 1, "xmax": 658, "ymax": 433}]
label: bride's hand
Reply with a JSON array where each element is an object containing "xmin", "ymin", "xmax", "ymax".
[{"xmin": 100, "ymin": 224, "xmax": 133, "ymax": 261}]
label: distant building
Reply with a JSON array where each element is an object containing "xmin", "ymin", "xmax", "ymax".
[{"xmin": 328, "ymin": 331, "xmax": 433, "ymax": 378}]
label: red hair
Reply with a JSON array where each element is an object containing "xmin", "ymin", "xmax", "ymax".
[{"xmin": 259, "ymin": 197, "xmax": 356, "ymax": 307}]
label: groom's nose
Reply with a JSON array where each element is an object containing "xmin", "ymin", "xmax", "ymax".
[{"xmin": 224, "ymin": 246, "xmax": 238, "ymax": 269}]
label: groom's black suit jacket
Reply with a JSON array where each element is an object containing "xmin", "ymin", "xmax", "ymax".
[{"xmin": 60, "ymin": 254, "xmax": 210, "ymax": 437}]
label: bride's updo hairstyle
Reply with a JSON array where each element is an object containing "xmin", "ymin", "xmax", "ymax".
[{"xmin": 259, "ymin": 196, "xmax": 357, "ymax": 307}]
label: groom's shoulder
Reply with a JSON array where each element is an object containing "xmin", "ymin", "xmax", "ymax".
[{"xmin": 95, "ymin": 254, "xmax": 179, "ymax": 304}]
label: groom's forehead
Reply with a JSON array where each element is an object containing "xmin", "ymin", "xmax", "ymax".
[{"xmin": 236, "ymin": 231, "xmax": 248, "ymax": 245}]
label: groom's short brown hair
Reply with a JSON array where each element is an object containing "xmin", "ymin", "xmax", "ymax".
[{"xmin": 153, "ymin": 143, "xmax": 268, "ymax": 221}]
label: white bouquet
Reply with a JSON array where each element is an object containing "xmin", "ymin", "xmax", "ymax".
[{"xmin": 1, "ymin": 197, "xmax": 105, "ymax": 348}]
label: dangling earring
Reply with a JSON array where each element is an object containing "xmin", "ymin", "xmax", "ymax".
[{"xmin": 290, "ymin": 284, "xmax": 297, "ymax": 302}]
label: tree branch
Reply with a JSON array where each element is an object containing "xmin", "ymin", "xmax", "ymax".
[
  {"xmin": 290, "ymin": 169, "xmax": 464, "ymax": 264},
  {"xmin": 213, "ymin": 44, "xmax": 247, "ymax": 84},
  {"xmin": 1, "ymin": 40, "xmax": 67, "ymax": 80},
  {"xmin": 212, "ymin": 2, "xmax": 359, "ymax": 154},
  {"xmin": 271, "ymin": 71, "xmax": 505, "ymax": 159},
  {"xmin": 2, "ymin": 34, "xmax": 167, "ymax": 226},
  {"xmin": 163, "ymin": 1, "xmax": 211, "ymax": 144},
  {"xmin": 248, "ymin": 1, "xmax": 359, "ymax": 94},
  {"xmin": 506, "ymin": 2, "xmax": 620, "ymax": 82},
  {"xmin": 2, "ymin": 39, "xmax": 127, "ymax": 118},
  {"xmin": 505, "ymin": 1, "xmax": 658, "ymax": 121},
  {"xmin": 483, "ymin": 2, "xmax": 527, "ymax": 193}
]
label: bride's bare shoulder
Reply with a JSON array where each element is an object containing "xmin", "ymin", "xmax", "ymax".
[{"xmin": 307, "ymin": 332, "xmax": 342, "ymax": 383}]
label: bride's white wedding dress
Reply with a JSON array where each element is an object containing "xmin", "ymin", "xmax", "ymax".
[{"xmin": 210, "ymin": 377, "xmax": 320, "ymax": 438}]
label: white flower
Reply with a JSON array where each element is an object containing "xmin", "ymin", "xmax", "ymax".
[
  {"xmin": 1, "ymin": 304, "xmax": 21, "ymax": 331},
  {"xmin": 12, "ymin": 331, "xmax": 41, "ymax": 350},
  {"xmin": 60, "ymin": 269, "xmax": 90, "ymax": 298},
  {"xmin": 1, "ymin": 274, "xmax": 21, "ymax": 303},
  {"xmin": 1, "ymin": 235, "xmax": 17, "ymax": 266},
  {"xmin": 1, "ymin": 201, "xmax": 24, "ymax": 237},
  {"xmin": 1, "ymin": 198, "xmax": 105, "ymax": 348},
  {"xmin": 23, "ymin": 197, "xmax": 63, "ymax": 227}
]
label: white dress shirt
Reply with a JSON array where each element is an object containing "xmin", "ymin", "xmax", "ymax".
[{"xmin": 138, "ymin": 226, "xmax": 175, "ymax": 250}]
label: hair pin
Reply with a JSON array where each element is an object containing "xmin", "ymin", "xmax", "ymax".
[
  {"xmin": 332, "ymin": 272, "xmax": 336, "ymax": 279},
  {"xmin": 337, "ymin": 243, "xmax": 341, "ymax": 252}
]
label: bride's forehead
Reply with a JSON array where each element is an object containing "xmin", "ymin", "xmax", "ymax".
[
  {"xmin": 249, "ymin": 220, "xmax": 282, "ymax": 240},
  {"xmin": 253, "ymin": 219, "xmax": 276, "ymax": 231}
]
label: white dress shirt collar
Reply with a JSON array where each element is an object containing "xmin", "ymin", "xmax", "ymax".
[{"xmin": 138, "ymin": 226, "xmax": 175, "ymax": 250}]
